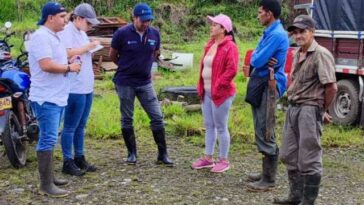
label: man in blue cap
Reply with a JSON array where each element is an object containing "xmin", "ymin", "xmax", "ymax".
[
  {"xmin": 110, "ymin": 3, "xmax": 173, "ymax": 166},
  {"xmin": 28, "ymin": 1, "xmax": 81, "ymax": 197}
]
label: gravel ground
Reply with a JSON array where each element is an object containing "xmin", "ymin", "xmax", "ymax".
[{"xmin": 0, "ymin": 136, "xmax": 363, "ymax": 205}]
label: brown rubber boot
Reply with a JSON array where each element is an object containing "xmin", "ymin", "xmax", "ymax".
[
  {"xmin": 273, "ymin": 170, "xmax": 303, "ymax": 204},
  {"xmin": 37, "ymin": 151, "xmax": 70, "ymax": 197},
  {"xmin": 53, "ymin": 174, "xmax": 69, "ymax": 186},
  {"xmin": 50, "ymin": 151, "xmax": 68, "ymax": 186}
]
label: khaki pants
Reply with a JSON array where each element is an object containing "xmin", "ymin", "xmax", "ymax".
[{"xmin": 279, "ymin": 105, "xmax": 323, "ymax": 175}]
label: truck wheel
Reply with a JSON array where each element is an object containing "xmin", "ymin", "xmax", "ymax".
[{"xmin": 329, "ymin": 79, "xmax": 360, "ymax": 125}]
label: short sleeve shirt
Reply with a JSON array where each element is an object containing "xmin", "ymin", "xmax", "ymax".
[
  {"xmin": 287, "ymin": 40, "xmax": 336, "ymax": 107},
  {"xmin": 59, "ymin": 22, "xmax": 94, "ymax": 94},
  {"xmin": 28, "ymin": 26, "xmax": 70, "ymax": 106},
  {"xmin": 111, "ymin": 24, "xmax": 160, "ymax": 87}
]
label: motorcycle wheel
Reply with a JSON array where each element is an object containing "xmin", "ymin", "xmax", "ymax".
[{"xmin": 3, "ymin": 110, "xmax": 27, "ymax": 168}]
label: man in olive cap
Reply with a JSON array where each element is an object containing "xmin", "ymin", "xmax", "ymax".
[{"xmin": 273, "ymin": 15, "xmax": 337, "ymax": 205}]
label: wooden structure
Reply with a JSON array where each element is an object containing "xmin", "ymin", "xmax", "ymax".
[{"xmin": 88, "ymin": 17, "xmax": 128, "ymax": 78}]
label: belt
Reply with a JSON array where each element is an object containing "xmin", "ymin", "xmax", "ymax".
[{"xmin": 288, "ymin": 101, "xmax": 301, "ymax": 107}]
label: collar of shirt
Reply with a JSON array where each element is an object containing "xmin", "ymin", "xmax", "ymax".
[
  {"xmin": 303, "ymin": 40, "xmax": 319, "ymax": 53},
  {"xmin": 263, "ymin": 20, "xmax": 281, "ymax": 36},
  {"xmin": 131, "ymin": 24, "xmax": 149, "ymax": 35},
  {"xmin": 39, "ymin": 26, "xmax": 60, "ymax": 40},
  {"xmin": 296, "ymin": 40, "xmax": 319, "ymax": 62},
  {"xmin": 130, "ymin": 24, "xmax": 150, "ymax": 42}
]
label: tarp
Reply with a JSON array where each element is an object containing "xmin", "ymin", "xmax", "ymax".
[{"xmin": 312, "ymin": 0, "xmax": 364, "ymax": 31}]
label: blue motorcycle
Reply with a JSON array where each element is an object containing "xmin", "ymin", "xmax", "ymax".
[{"xmin": 0, "ymin": 22, "xmax": 38, "ymax": 168}]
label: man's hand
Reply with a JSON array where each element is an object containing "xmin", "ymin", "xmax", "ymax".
[
  {"xmin": 154, "ymin": 50, "xmax": 161, "ymax": 59},
  {"xmin": 69, "ymin": 55, "xmax": 82, "ymax": 64},
  {"xmin": 87, "ymin": 40, "xmax": 101, "ymax": 51},
  {"xmin": 268, "ymin": 57, "xmax": 278, "ymax": 67},
  {"xmin": 323, "ymin": 112, "xmax": 333, "ymax": 124},
  {"xmin": 242, "ymin": 65, "xmax": 250, "ymax": 77}
]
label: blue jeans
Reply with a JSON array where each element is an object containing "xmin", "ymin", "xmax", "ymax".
[
  {"xmin": 202, "ymin": 92, "xmax": 235, "ymax": 159},
  {"xmin": 61, "ymin": 93, "xmax": 93, "ymax": 160},
  {"xmin": 31, "ymin": 102, "xmax": 64, "ymax": 152},
  {"xmin": 115, "ymin": 83, "xmax": 164, "ymax": 130}
]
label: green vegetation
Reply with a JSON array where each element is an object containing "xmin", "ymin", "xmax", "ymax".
[
  {"xmin": 88, "ymin": 38, "xmax": 364, "ymax": 150},
  {"xmin": 0, "ymin": 0, "xmax": 362, "ymax": 152}
]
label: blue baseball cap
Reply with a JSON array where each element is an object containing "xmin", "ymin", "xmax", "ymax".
[
  {"xmin": 133, "ymin": 3, "xmax": 154, "ymax": 21},
  {"xmin": 37, "ymin": 2, "xmax": 67, "ymax": 25}
]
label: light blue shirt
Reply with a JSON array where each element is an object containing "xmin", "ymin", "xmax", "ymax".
[
  {"xmin": 59, "ymin": 22, "xmax": 94, "ymax": 94},
  {"xmin": 28, "ymin": 26, "xmax": 70, "ymax": 106},
  {"xmin": 251, "ymin": 20, "xmax": 289, "ymax": 97}
]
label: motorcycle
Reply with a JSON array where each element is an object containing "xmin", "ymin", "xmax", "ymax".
[{"xmin": 0, "ymin": 22, "xmax": 38, "ymax": 168}]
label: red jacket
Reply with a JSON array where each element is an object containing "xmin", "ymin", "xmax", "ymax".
[{"xmin": 197, "ymin": 35, "xmax": 239, "ymax": 106}]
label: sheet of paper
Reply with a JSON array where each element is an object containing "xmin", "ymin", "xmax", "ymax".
[{"xmin": 89, "ymin": 44, "xmax": 104, "ymax": 53}]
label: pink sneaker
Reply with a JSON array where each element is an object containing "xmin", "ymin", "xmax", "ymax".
[
  {"xmin": 211, "ymin": 159, "xmax": 230, "ymax": 173},
  {"xmin": 191, "ymin": 157, "xmax": 215, "ymax": 169}
]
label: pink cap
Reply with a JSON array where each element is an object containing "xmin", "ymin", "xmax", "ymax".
[{"xmin": 207, "ymin": 14, "xmax": 233, "ymax": 32}]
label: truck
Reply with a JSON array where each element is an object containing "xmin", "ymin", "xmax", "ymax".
[{"xmin": 243, "ymin": 0, "xmax": 364, "ymax": 126}]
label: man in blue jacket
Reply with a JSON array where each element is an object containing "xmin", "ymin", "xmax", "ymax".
[{"xmin": 246, "ymin": 0, "xmax": 289, "ymax": 192}]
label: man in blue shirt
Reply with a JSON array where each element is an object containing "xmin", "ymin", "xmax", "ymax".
[
  {"xmin": 246, "ymin": 0, "xmax": 289, "ymax": 192},
  {"xmin": 109, "ymin": 3, "xmax": 173, "ymax": 166}
]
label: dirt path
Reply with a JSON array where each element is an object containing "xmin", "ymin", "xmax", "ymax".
[{"xmin": 0, "ymin": 136, "xmax": 363, "ymax": 205}]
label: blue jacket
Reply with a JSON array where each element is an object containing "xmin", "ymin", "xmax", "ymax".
[{"xmin": 250, "ymin": 20, "xmax": 289, "ymax": 97}]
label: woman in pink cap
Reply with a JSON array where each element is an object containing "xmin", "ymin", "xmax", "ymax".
[{"xmin": 192, "ymin": 14, "xmax": 239, "ymax": 173}]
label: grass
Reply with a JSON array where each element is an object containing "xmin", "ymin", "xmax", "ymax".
[
  {"xmin": 0, "ymin": 1, "xmax": 363, "ymax": 152},
  {"xmin": 86, "ymin": 38, "xmax": 364, "ymax": 151}
]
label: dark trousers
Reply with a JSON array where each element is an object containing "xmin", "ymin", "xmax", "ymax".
[{"xmin": 280, "ymin": 105, "xmax": 323, "ymax": 175}]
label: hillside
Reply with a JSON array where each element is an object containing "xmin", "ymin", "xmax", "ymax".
[{"xmin": 0, "ymin": 0, "xmax": 293, "ymax": 44}]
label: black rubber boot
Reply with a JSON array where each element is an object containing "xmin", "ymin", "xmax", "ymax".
[
  {"xmin": 152, "ymin": 128, "xmax": 174, "ymax": 166},
  {"xmin": 300, "ymin": 174, "xmax": 321, "ymax": 205},
  {"xmin": 74, "ymin": 155, "xmax": 97, "ymax": 172},
  {"xmin": 37, "ymin": 151, "xmax": 70, "ymax": 197},
  {"xmin": 62, "ymin": 159, "xmax": 85, "ymax": 176},
  {"xmin": 273, "ymin": 170, "xmax": 303, "ymax": 204},
  {"xmin": 122, "ymin": 128, "xmax": 137, "ymax": 165},
  {"xmin": 247, "ymin": 152, "xmax": 278, "ymax": 192},
  {"xmin": 247, "ymin": 172, "xmax": 261, "ymax": 182}
]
